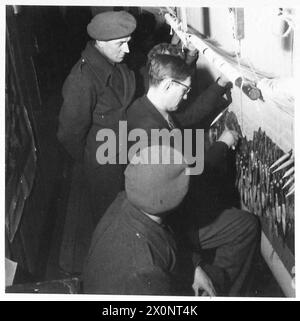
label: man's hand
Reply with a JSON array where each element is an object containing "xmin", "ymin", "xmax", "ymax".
[
  {"xmin": 171, "ymin": 34, "xmax": 198, "ymax": 56},
  {"xmin": 185, "ymin": 39, "xmax": 198, "ymax": 56},
  {"xmin": 192, "ymin": 266, "xmax": 217, "ymax": 296},
  {"xmin": 216, "ymin": 74, "xmax": 232, "ymax": 88},
  {"xmin": 217, "ymin": 129, "xmax": 239, "ymax": 150},
  {"xmin": 171, "ymin": 33, "xmax": 181, "ymax": 45}
]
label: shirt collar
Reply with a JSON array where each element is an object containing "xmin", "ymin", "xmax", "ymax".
[
  {"xmin": 122, "ymin": 196, "xmax": 174, "ymax": 239},
  {"xmin": 142, "ymin": 96, "xmax": 171, "ymax": 129},
  {"xmin": 143, "ymin": 96, "xmax": 176, "ymax": 129}
]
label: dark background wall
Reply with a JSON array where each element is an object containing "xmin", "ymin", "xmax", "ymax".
[{"xmin": 6, "ymin": 5, "xmax": 94, "ymax": 281}]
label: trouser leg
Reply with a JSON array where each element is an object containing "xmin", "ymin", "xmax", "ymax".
[
  {"xmin": 85, "ymin": 163, "xmax": 124, "ymax": 227},
  {"xmin": 198, "ymin": 208, "xmax": 261, "ymax": 296}
]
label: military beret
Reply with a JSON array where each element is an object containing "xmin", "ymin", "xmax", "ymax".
[
  {"xmin": 125, "ymin": 145, "xmax": 189, "ymax": 215},
  {"xmin": 87, "ymin": 11, "xmax": 136, "ymax": 41}
]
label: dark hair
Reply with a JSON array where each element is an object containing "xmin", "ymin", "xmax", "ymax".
[
  {"xmin": 147, "ymin": 43, "xmax": 185, "ymax": 62},
  {"xmin": 148, "ymin": 54, "xmax": 193, "ymax": 87}
]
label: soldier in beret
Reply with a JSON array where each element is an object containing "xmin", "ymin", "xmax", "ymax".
[
  {"xmin": 83, "ymin": 144, "xmax": 193, "ymax": 295},
  {"xmin": 57, "ymin": 11, "xmax": 137, "ymax": 226}
]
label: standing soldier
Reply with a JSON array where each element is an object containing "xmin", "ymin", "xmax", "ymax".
[{"xmin": 58, "ymin": 11, "xmax": 137, "ymax": 225}]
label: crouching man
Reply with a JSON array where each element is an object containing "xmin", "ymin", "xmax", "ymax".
[{"xmin": 82, "ymin": 144, "xmax": 213, "ymax": 295}]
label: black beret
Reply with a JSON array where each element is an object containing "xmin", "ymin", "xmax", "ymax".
[{"xmin": 87, "ymin": 11, "xmax": 136, "ymax": 41}]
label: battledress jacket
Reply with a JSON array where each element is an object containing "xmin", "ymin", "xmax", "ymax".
[
  {"xmin": 57, "ymin": 40, "xmax": 136, "ymax": 167},
  {"xmin": 83, "ymin": 192, "xmax": 181, "ymax": 295}
]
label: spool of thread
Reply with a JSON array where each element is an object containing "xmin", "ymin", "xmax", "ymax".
[{"xmin": 235, "ymin": 78, "xmax": 261, "ymax": 100}]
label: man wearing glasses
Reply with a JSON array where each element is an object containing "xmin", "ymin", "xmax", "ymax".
[
  {"xmin": 127, "ymin": 52, "xmax": 231, "ymax": 137},
  {"xmin": 126, "ymin": 52, "xmax": 260, "ymax": 297},
  {"xmin": 136, "ymin": 42, "xmax": 231, "ymax": 130}
]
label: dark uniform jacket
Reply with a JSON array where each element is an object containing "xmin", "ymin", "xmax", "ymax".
[
  {"xmin": 57, "ymin": 40, "xmax": 136, "ymax": 167},
  {"xmin": 126, "ymin": 95, "xmax": 230, "ymax": 174},
  {"xmin": 83, "ymin": 192, "xmax": 179, "ymax": 295}
]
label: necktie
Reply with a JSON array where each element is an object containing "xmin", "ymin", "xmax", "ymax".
[{"xmin": 167, "ymin": 114, "xmax": 176, "ymax": 129}]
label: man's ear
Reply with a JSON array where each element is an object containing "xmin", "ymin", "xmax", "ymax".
[{"xmin": 96, "ymin": 40, "xmax": 104, "ymax": 48}]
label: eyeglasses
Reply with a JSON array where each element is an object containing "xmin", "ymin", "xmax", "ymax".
[{"xmin": 171, "ymin": 80, "xmax": 192, "ymax": 95}]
